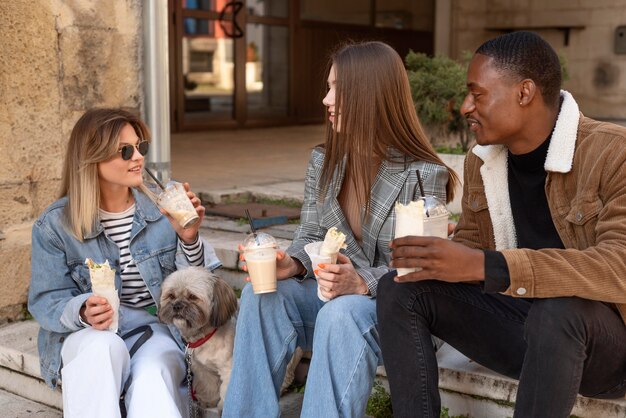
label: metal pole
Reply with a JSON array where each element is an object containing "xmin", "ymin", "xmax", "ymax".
[{"xmin": 143, "ymin": 0, "xmax": 171, "ymax": 183}]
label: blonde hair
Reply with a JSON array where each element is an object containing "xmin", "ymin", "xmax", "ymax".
[
  {"xmin": 60, "ymin": 108, "xmax": 153, "ymax": 240},
  {"xmin": 320, "ymin": 41, "xmax": 459, "ymax": 213}
]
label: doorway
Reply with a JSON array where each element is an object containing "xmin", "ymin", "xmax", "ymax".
[
  {"xmin": 169, "ymin": 0, "xmax": 435, "ymax": 131},
  {"xmin": 170, "ymin": 0, "xmax": 291, "ymax": 130}
]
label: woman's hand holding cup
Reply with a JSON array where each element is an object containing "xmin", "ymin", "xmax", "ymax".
[
  {"xmin": 160, "ymin": 182, "xmax": 205, "ymax": 244},
  {"xmin": 238, "ymin": 247, "xmax": 304, "ymax": 282}
]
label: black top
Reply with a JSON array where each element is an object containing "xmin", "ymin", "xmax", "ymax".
[{"xmin": 483, "ymin": 136, "xmax": 564, "ymax": 293}]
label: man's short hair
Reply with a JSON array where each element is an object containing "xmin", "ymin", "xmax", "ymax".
[{"xmin": 476, "ymin": 31, "xmax": 562, "ymax": 108}]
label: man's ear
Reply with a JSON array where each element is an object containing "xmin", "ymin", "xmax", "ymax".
[{"xmin": 519, "ymin": 79, "xmax": 537, "ymax": 106}]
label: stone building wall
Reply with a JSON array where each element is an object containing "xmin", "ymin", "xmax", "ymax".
[
  {"xmin": 449, "ymin": 0, "xmax": 626, "ymax": 120},
  {"xmin": 0, "ymin": 0, "xmax": 143, "ymax": 322}
]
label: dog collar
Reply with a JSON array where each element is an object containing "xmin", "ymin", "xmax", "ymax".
[{"xmin": 186, "ymin": 327, "xmax": 219, "ymax": 349}]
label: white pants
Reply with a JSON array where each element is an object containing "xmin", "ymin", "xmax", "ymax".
[{"xmin": 60, "ymin": 306, "xmax": 188, "ymax": 418}]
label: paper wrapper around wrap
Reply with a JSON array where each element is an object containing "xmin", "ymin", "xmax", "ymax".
[
  {"xmin": 394, "ymin": 200, "xmax": 424, "ymax": 277},
  {"xmin": 304, "ymin": 242, "xmax": 331, "ymax": 302},
  {"xmin": 85, "ymin": 259, "xmax": 120, "ymax": 332}
]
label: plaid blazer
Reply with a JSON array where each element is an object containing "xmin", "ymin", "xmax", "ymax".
[{"xmin": 287, "ymin": 147, "xmax": 449, "ymax": 297}]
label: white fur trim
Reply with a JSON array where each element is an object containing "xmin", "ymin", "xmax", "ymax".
[
  {"xmin": 472, "ymin": 145, "xmax": 517, "ymax": 250},
  {"xmin": 470, "ymin": 90, "xmax": 580, "ymax": 249},
  {"xmin": 544, "ymin": 90, "xmax": 580, "ymax": 173}
]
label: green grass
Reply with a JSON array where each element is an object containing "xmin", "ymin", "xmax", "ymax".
[
  {"xmin": 21, "ymin": 303, "xmax": 33, "ymax": 321},
  {"xmin": 366, "ymin": 381, "xmax": 393, "ymax": 418},
  {"xmin": 440, "ymin": 407, "xmax": 470, "ymax": 418},
  {"xmin": 254, "ymin": 196, "xmax": 303, "ymax": 209},
  {"xmin": 435, "ymin": 144, "xmax": 467, "ymax": 155}
]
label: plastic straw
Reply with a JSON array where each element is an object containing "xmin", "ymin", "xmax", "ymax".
[
  {"xmin": 415, "ymin": 169, "xmax": 429, "ymax": 217},
  {"xmin": 412, "ymin": 169, "xmax": 426, "ymax": 199},
  {"xmin": 245, "ymin": 209, "xmax": 260, "ymax": 244},
  {"xmin": 144, "ymin": 167, "xmax": 165, "ymax": 190}
]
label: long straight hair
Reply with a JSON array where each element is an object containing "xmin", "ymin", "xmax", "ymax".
[
  {"xmin": 320, "ymin": 41, "xmax": 459, "ymax": 213},
  {"xmin": 59, "ymin": 108, "xmax": 152, "ymax": 241}
]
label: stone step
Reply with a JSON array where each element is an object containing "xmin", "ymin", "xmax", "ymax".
[
  {"xmin": 3, "ymin": 321, "xmax": 624, "ymax": 417},
  {"xmin": 0, "ymin": 388, "xmax": 61, "ymax": 418}
]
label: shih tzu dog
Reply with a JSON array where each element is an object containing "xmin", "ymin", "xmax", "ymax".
[
  {"xmin": 160, "ymin": 266, "xmax": 305, "ymax": 412},
  {"xmin": 159, "ymin": 267, "xmax": 238, "ymax": 410}
]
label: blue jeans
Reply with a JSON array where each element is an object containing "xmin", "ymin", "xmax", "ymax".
[{"xmin": 223, "ymin": 278, "xmax": 382, "ymax": 418}]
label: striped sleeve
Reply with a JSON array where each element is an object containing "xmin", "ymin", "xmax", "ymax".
[{"xmin": 179, "ymin": 236, "xmax": 205, "ymax": 266}]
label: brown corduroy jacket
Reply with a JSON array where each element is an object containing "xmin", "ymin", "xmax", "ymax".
[{"xmin": 453, "ymin": 91, "xmax": 626, "ymax": 326}]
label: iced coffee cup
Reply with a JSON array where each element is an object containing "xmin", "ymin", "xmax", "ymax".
[
  {"xmin": 243, "ymin": 232, "xmax": 278, "ymax": 294},
  {"xmin": 156, "ymin": 181, "xmax": 200, "ymax": 229},
  {"xmin": 85, "ymin": 258, "xmax": 119, "ymax": 332},
  {"xmin": 422, "ymin": 196, "xmax": 450, "ymax": 239},
  {"xmin": 394, "ymin": 196, "xmax": 450, "ymax": 276}
]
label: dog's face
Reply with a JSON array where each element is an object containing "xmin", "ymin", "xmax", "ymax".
[{"xmin": 159, "ymin": 267, "xmax": 238, "ymax": 341}]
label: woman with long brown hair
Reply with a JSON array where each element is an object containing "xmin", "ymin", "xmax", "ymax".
[
  {"xmin": 28, "ymin": 108, "xmax": 221, "ymax": 417},
  {"xmin": 223, "ymin": 41, "xmax": 458, "ymax": 417}
]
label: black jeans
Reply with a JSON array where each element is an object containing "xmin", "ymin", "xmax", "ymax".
[{"xmin": 376, "ymin": 273, "xmax": 626, "ymax": 418}]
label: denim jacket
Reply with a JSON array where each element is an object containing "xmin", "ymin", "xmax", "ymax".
[{"xmin": 28, "ymin": 189, "xmax": 221, "ymax": 388}]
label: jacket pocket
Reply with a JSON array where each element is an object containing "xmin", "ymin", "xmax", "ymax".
[
  {"xmin": 466, "ymin": 190, "xmax": 493, "ymax": 248},
  {"xmin": 564, "ymin": 194, "xmax": 602, "ymax": 247},
  {"xmin": 565, "ymin": 195, "xmax": 602, "ymax": 225},
  {"xmin": 69, "ymin": 264, "xmax": 91, "ymax": 292}
]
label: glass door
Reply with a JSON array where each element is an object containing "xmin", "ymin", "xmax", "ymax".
[{"xmin": 171, "ymin": 0, "xmax": 290, "ymax": 130}]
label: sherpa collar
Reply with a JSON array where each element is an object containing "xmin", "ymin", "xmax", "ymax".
[{"xmin": 470, "ymin": 90, "xmax": 580, "ymax": 250}]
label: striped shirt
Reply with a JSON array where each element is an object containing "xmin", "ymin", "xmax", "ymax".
[{"xmin": 99, "ymin": 204, "xmax": 204, "ymax": 308}]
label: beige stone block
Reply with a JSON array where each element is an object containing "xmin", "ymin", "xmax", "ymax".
[
  {"xmin": 580, "ymin": 0, "xmax": 626, "ymax": 8},
  {"xmin": 0, "ymin": 179, "xmax": 61, "ymax": 230},
  {"xmin": 0, "ymin": 2, "xmax": 63, "ymax": 185},
  {"xmin": 485, "ymin": 11, "xmax": 530, "ymax": 29},
  {"xmin": 58, "ymin": 28, "xmax": 141, "ymax": 112},
  {"xmin": 486, "ymin": 0, "xmax": 530, "ymax": 12},
  {"xmin": 531, "ymin": 10, "xmax": 587, "ymax": 28},
  {"xmin": 0, "ymin": 184, "xmax": 37, "ymax": 228},
  {"xmin": 530, "ymin": 0, "xmax": 581, "ymax": 10},
  {"xmin": 455, "ymin": 12, "xmax": 491, "ymax": 30},
  {"xmin": 452, "ymin": 31, "xmax": 490, "ymax": 57},
  {"xmin": 575, "ymin": 27, "xmax": 615, "ymax": 57},
  {"xmin": 588, "ymin": 8, "xmax": 626, "ymax": 26},
  {"xmin": 453, "ymin": 0, "xmax": 487, "ymax": 12},
  {"xmin": 0, "ymin": 223, "xmax": 32, "ymax": 318},
  {"xmin": 31, "ymin": 179, "xmax": 63, "ymax": 222},
  {"xmin": 52, "ymin": 0, "xmax": 141, "ymax": 35}
]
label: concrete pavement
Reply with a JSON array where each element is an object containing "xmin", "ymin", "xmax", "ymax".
[{"xmin": 0, "ymin": 389, "xmax": 61, "ymax": 418}]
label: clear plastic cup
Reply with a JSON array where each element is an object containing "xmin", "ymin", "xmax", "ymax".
[
  {"xmin": 304, "ymin": 242, "xmax": 332, "ymax": 302},
  {"xmin": 394, "ymin": 196, "xmax": 449, "ymax": 276},
  {"xmin": 156, "ymin": 181, "xmax": 200, "ymax": 229},
  {"xmin": 243, "ymin": 232, "xmax": 278, "ymax": 294},
  {"xmin": 422, "ymin": 196, "xmax": 449, "ymax": 239}
]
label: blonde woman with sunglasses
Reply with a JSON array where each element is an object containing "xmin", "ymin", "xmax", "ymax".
[{"xmin": 28, "ymin": 108, "xmax": 221, "ymax": 418}]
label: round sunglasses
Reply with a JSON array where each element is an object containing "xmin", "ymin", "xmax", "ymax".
[{"xmin": 118, "ymin": 141, "xmax": 149, "ymax": 160}]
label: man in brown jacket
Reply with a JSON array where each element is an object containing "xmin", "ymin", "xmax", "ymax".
[{"xmin": 377, "ymin": 31, "xmax": 626, "ymax": 418}]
